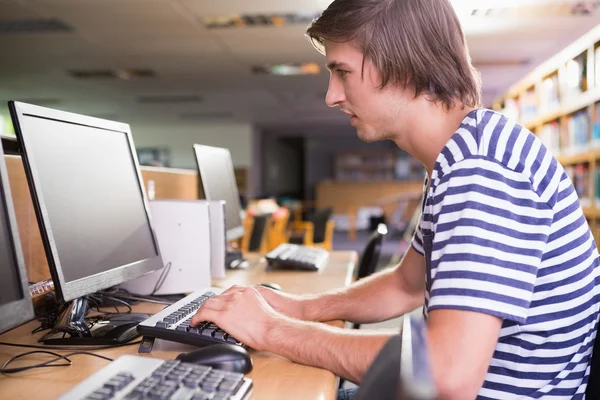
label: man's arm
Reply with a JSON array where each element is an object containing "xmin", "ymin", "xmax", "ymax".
[
  {"xmin": 426, "ymin": 309, "xmax": 502, "ymax": 400},
  {"xmin": 257, "ymin": 246, "xmax": 426, "ymax": 324},
  {"xmin": 190, "ymin": 286, "xmax": 393, "ymax": 383},
  {"xmin": 265, "ymin": 318, "xmax": 392, "ymax": 383},
  {"xmin": 191, "ymin": 286, "xmax": 502, "ymax": 390}
]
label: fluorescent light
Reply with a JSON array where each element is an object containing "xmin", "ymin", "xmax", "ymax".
[{"xmin": 252, "ymin": 63, "xmax": 321, "ymax": 76}]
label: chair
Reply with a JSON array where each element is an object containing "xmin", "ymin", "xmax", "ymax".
[
  {"xmin": 289, "ymin": 206, "xmax": 335, "ymax": 251},
  {"xmin": 339, "ymin": 223, "xmax": 389, "ymax": 388},
  {"xmin": 353, "ymin": 223, "xmax": 388, "ymax": 329},
  {"xmin": 241, "ymin": 214, "xmax": 271, "ymax": 253},
  {"xmin": 587, "ymin": 319, "xmax": 600, "ymax": 397},
  {"xmin": 267, "ymin": 207, "xmax": 290, "ymax": 251}
]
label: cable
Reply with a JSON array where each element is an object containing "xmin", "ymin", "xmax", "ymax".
[
  {"xmin": 151, "ymin": 262, "xmax": 172, "ymax": 296},
  {"xmin": 86, "ymin": 294, "xmax": 133, "ymax": 315},
  {"xmin": 1, "ymin": 350, "xmax": 113, "ymax": 374},
  {"xmin": 0, "ymin": 340, "xmax": 142, "ymax": 352}
]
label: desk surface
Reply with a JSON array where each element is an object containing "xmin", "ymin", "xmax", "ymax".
[{"xmin": 0, "ymin": 251, "xmax": 358, "ymax": 400}]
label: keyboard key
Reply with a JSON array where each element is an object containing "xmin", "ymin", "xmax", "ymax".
[
  {"xmin": 155, "ymin": 321, "xmax": 168, "ymax": 329},
  {"xmin": 191, "ymin": 394, "xmax": 211, "ymax": 400},
  {"xmin": 226, "ymin": 335, "xmax": 240, "ymax": 344}
]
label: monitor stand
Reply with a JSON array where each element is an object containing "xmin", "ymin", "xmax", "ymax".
[
  {"xmin": 225, "ymin": 250, "xmax": 248, "ymax": 269},
  {"xmin": 39, "ymin": 297, "xmax": 150, "ymax": 345}
]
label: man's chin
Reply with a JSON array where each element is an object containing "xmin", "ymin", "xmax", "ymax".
[{"xmin": 356, "ymin": 129, "xmax": 378, "ymax": 143}]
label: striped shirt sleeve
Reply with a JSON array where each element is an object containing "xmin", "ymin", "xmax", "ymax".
[
  {"xmin": 411, "ymin": 211, "xmax": 425, "ymax": 256},
  {"xmin": 428, "ymin": 158, "xmax": 552, "ymax": 324}
]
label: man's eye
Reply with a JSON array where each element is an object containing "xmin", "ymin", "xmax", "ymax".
[{"xmin": 337, "ymin": 69, "xmax": 348, "ymax": 77}]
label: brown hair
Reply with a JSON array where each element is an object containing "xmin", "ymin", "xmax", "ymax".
[{"xmin": 306, "ymin": 0, "xmax": 481, "ymax": 110}]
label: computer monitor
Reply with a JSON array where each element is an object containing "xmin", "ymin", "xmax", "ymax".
[
  {"xmin": 9, "ymin": 101, "xmax": 164, "ymax": 344},
  {"xmin": 193, "ymin": 144, "xmax": 244, "ymax": 242},
  {"xmin": 0, "ymin": 138, "xmax": 34, "ymax": 333}
]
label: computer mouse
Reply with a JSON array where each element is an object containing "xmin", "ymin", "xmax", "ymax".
[
  {"xmin": 176, "ymin": 343, "xmax": 253, "ymax": 374},
  {"xmin": 258, "ymin": 282, "xmax": 282, "ymax": 291}
]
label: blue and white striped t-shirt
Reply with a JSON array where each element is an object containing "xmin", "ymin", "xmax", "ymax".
[{"xmin": 412, "ymin": 108, "xmax": 600, "ymax": 399}]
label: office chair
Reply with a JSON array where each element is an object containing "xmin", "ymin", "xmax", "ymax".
[
  {"xmin": 338, "ymin": 223, "xmax": 388, "ymax": 389},
  {"xmin": 267, "ymin": 207, "xmax": 290, "ymax": 251},
  {"xmin": 244, "ymin": 214, "xmax": 271, "ymax": 253},
  {"xmin": 289, "ymin": 206, "xmax": 335, "ymax": 250},
  {"xmin": 587, "ymin": 316, "xmax": 600, "ymax": 397},
  {"xmin": 353, "ymin": 223, "xmax": 388, "ymax": 330}
]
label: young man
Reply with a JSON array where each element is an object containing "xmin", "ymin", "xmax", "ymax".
[{"xmin": 192, "ymin": 0, "xmax": 600, "ymax": 398}]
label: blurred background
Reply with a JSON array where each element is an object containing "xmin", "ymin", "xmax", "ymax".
[{"xmin": 1, "ymin": 0, "xmax": 600, "ymax": 265}]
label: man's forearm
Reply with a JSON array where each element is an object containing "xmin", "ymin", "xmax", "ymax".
[
  {"xmin": 265, "ymin": 317, "xmax": 392, "ymax": 383},
  {"xmin": 304, "ymin": 267, "xmax": 424, "ymax": 323}
]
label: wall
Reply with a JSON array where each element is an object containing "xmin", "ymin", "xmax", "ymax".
[{"xmin": 130, "ymin": 121, "xmax": 254, "ymax": 170}]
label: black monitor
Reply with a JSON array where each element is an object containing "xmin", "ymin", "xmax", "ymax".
[
  {"xmin": 0, "ymin": 138, "xmax": 34, "ymax": 333},
  {"xmin": 9, "ymin": 101, "xmax": 164, "ymax": 344},
  {"xmin": 193, "ymin": 144, "xmax": 245, "ymax": 242}
]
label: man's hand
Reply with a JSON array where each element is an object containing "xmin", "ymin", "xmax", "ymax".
[
  {"xmin": 191, "ymin": 285, "xmax": 282, "ymax": 351},
  {"xmin": 253, "ymin": 285, "xmax": 312, "ymax": 320}
]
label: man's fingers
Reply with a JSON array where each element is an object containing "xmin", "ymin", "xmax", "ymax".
[
  {"xmin": 191, "ymin": 308, "xmax": 220, "ymax": 327},
  {"xmin": 220, "ymin": 285, "xmax": 246, "ymax": 296}
]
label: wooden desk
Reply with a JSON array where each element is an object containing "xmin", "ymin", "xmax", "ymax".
[{"xmin": 0, "ymin": 251, "xmax": 358, "ymax": 400}]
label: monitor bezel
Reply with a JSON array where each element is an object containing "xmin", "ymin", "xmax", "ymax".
[
  {"xmin": 0, "ymin": 134, "xmax": 34, "ymax": 332},
  {"xmin": 193, "ymin": 144, "xmax": 245, "ymax": 242},
  {"xmin": 9, "ymin": 101, "xmax": 164, "ymax": 303}
]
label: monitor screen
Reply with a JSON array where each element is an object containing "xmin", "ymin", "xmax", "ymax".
[
  {"xmin": 10, "ymin": 102, "xmax": 164, "ymax": 302},
  {"xmin": 0, "ymin": 139, "xmax": 34, "ymax": 332},
  {"xmin": 193, "ymin": 144, "xmax": 244, "ymax": 241}
]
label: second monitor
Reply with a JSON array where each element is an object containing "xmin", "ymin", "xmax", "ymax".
[{"xmin": 193, "ymin": 144, "xmax": 247, "ymax": 268}]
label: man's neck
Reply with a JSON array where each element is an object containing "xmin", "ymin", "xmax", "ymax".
[{"xmin": 395, "ymin": 102, "xmax": 477, "ymax": 178}]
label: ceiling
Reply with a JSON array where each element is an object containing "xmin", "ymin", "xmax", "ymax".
[{"xmin": 0, "ymin": 0, "xmax": 599, "ymax": 130}]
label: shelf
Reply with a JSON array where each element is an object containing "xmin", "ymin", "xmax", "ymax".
[
  {"xmin": 524, "ymin": 87, "xmax": 600, "ymax": 131},
  {"xmin": 556, "ymin": 150, "xmax": 600, "ymax": 167},
  {"xmin": 583, "ymin": 207, "xmax": 600, "ymax": 218}
]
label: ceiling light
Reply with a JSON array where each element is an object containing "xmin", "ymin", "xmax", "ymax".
[
  {"xmin": 203, "ymin": 13, "xmax": 320, "ymax": 29},
  {"xmin": 252, "ymin": 63, "xmax": 321, "ymax": 76}
]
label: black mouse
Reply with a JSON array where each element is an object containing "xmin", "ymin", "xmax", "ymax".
[
  {"xmin": 258, "ymin": 282, "xmax": 282, "ymax": 291},
  {"xmin": 176, "ymin": 343, "xmax": 253, "ymax": 374}
]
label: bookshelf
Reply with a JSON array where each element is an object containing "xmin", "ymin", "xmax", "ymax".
[
  {"xmin": 335, "ymin": 149, "xmax": 397, "ymax": 181},
  {"xmin": 493, "ymin": 24, "xmax": 600, "ymax": 244},
  {"xmin": 334, "ymin": 149, "xmax": 423, "ymax": 182}
]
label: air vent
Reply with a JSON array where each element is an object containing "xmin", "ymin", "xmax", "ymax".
[
  {"xmin": 69, "ymin": 69, "xmax": 156, "ymax": 80},
  {"xmin": 137, "ymin": 94, "xmax": 203, "ymax": 104},
  {"xmin": 0, "ymin": 18, "xmax": 72, "ymax": 34},
  {"xmin": 179, "ymin": 111, "xmax": 234, "ymax": 120},
  {"xmin": 203, "ymin": 12, "xmax": 320, "ymax": 29}
]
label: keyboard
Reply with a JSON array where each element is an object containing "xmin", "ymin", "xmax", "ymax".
[
  {"xmin": 265, "ymin": 243, "xmax": 329, "ymax": 271},
  {"xmin": 58, "ymin": 355, "xmax": 252, "ymax": 400},
  {"xmin": 137, "ymin": 288, "xmax": 245, "ymax": 348}
]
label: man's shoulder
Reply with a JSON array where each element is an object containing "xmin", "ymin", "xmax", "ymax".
[
  {"xmin": 445, "ymin": 108, "xmax": 547, "ymax": 174},
  {"xmin": 436, "ymin": 108, "xmax": 564, "ymax": 207}
]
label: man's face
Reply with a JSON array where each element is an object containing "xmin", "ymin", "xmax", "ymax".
[{"xmin": 324, "ymin": 40, "xmax": 412, "ymax": 143}]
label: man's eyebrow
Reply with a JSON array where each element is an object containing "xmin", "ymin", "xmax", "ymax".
[{"xmin": 326, "ymin": 61, "xmax": 350, "ymax": 71}]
